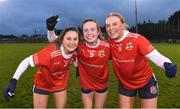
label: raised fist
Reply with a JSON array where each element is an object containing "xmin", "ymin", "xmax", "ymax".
[{"xmin": 46, "ymin": 15, "xmax": 59, "ymax": 31}]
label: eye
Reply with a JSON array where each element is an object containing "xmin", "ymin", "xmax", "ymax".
[
  {"xmin": 66, "ymin": 37, "xmax": 71, "ymax": 41},
  {"xmin": 90, "ymin": 28, "xmax": 96, "ymax": 32},
  {"xmin": 73, "ymin": 36, "xmax": 78, "ymax": 40},
  {"xmin": 73, "ymin": 37, "xmax": 78, "ymax": 41},
  {"xmin": 112, "ymin": 22, "xmax": 117, "ymax": 26},
  {"xmin": 83, "ymin": 29, "xmax": 88, "ymax": 33}
]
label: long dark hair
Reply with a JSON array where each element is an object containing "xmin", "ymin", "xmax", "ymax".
[{"xmin": 52, "ymin": 27, "xmax": 80, "ymax": 48}]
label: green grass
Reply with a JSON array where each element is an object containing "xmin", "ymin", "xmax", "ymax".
[{"xmin": 0, "ymin": 43, "xmax": 180, "ymax": 108}]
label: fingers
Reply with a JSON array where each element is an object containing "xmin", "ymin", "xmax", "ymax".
[
  {"xmin": 56, "ymin": 17, "xmax": 60, "ymax": 22},
  {"xmin": 48, "ymin": 15, "xmax": 59, "ymax": 22},
  {"xmin": 52, "ymin": 15, "xmax": 59, "ymax": 22},
  {"xmin": 3, "ymin": 86, "xmax": 9, "ymax": 102},
  {"xmin": 3, "ymin": 92, "xmax": 15, "ymax": 102},
  {"xmin": 164, "ymin": 62, "xmax": 177, "ymax": 78},
  {"xmin": 8, "ymin": 92, "xmax": 15, "ymax": 98},
  {"xmin": 46, "ymin": 15, "xmax": 59, "ymax": 31},
  {"xmin": 54, "ymin": 15, "xmax": 59, "ymax": 20},
  {"xmin": 3, "ymin": 86, "xmax": 15, "ymax": 102}
]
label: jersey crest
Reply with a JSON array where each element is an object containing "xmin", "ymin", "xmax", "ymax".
[
  {"xmin": 98, "ymin": 50, "xmax": 105, "ymax": 57},
  {"xmin": 125, "ymin": 42, "xmax": 133, "ymax": 50},
  {"xmin": 150, "ymin": 86, "xmax": 157, "ymax": 94}
]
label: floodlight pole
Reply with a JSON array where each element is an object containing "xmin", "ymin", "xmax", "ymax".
[{"xmin": 135, "ymin": 0, "xmax": 138, "ymax": 33}]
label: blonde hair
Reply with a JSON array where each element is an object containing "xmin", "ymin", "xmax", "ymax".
[
  {"xmin": 82, "ymin": 18, "xmax": 104, "ymax": 40},
  {"xmin": 106, "ymin": 12, "xmax": 128, "ymax": 29}
]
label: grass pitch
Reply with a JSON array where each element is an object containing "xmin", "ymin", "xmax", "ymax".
[{"xmin": 0, "ymin": 43, "xmax": 180, "ymax": 108}]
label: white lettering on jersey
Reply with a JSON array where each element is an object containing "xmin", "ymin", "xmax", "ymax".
[
  {"xmin": 79, "ymin": 59, "xmax": 103, "ymax": 68},
  {"xmin": 113, "ymin": 57, "xmax": 135, "ymax": 63}
]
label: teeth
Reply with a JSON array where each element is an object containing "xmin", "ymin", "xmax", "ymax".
[
  {"xmin": 108, "ymin": 31, "xmax": 116, "ymax": 35},
  {"xmin": 68, "ymin": 46, "xmax": 75, "ymax": 48},
  {"xmin": 87, "ymin": 36, "xmax": 93, "ymax": 39},
  {"xmin": 109, "ymin": 32, "xmax": 115, "ymax": 36}
]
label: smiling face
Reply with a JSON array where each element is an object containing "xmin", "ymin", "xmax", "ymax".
[
  {"xmin": 83, "ymin": 21, "xmax": 99, "ymax": 46},
  {"xmin": 62, "ymin": 30, "xmax": 79, "ymax": 53},
  {"xmin": 105, "ymin": 16, "xmax": 125, "ymax": 40}
]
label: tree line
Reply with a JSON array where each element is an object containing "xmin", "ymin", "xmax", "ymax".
[{"xmin": 129, "ymin": 10, "xmax": 180, "ymax": 40}]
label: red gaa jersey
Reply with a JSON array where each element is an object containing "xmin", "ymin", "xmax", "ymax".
[
  {"xmin": 108, "ymin": 31, "xmax": 154, "ymax": 90},
  {"xmin": 77, "ymin": 39, "xmax": 110, "ymax": 90},
  {"xmin": 31, "ymin": 44, "xmax": 76, "ymax": 91}
]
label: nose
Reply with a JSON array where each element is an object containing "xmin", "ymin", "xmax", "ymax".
[
  {"xmin": 108, "ymin": 24, "xmax": 113, "ymax": 30},
  {"xmin": 86, "ymin": 30, "xmax": 91, "ymax": 35},
  {"xmin": 71, "ymin": 40, "xmax": 78, "ymax": 46},
  {"xmin": 70, "ymin": 40, "xmax": 74, "ymax": 45}
]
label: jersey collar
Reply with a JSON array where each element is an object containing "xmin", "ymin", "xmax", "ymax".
[
  {"xmin": 115, "ymin": 30, "xmax": 129, "ymax": 43},
  {"xmin": 60, "ymin": 45, "xmax": 73, "ymax": 59}
]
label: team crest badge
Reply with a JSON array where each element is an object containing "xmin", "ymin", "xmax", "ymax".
[
  {"xmin": 125, "ymin": 42, "xmax": 133, "ymax": 50},
  {"xmin": 98, "ymin": 50, "xmax": 105, "ymax": 57},
  {"xmin": 150, "ymin": 86, "xmax": 157, "ymax": 94}
]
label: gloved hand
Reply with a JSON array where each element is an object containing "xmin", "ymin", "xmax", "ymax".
[
  {"xmin": 164, "ymin": 62, "xmax": 177, "ymax": 78},
  {"xmin": 46, "ymin": 15, "xmax": 59, "ymax": 31},
  {"xmin": 3, "ymin": 78, "xmax": 17, "ymax": 102},
  {"xmin": 76, "ymin": 67, "xmax": 79, "ymax": 77}
]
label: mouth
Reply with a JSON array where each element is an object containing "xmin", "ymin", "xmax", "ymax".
[
  {"xmin": 109, "ymin": 31, "xmax": 118, "ymax": 36},
  {"xmin": 86, "ymin": 35, "xmax": 94, "ymax": 39},
  {"xmin": 85, "ymin": 35, "xmax": 95, "ymax": 42},
  {"xmin": 112, "ymin": 33, "xmax": 119, "ymax": 38},
  {"xmin": 108, "ymin": 30, "xmax": 117, "ymax": 35},
  {"xmin": 67, "ymin": 44, "xmax": 77, "ymax": 49}
]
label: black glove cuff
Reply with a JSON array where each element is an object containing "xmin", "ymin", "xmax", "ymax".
[{"xmin": 47, "ymin": 23, "xmax": 55, "ymax": 31}]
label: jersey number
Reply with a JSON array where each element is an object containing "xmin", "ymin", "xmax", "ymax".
[{"xmin": 89, "ymin": 52, "xmax": 94, "ymax": 57}]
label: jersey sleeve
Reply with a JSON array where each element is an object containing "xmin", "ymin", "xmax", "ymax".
[
  {"xmin": 76, "ymin": 44, "xmax": 83, "ymax": 57},
  {"xmin": 47, "ymin": 30, "xmax": 58, "ymax": 42},
  {"xmin": 137, "ymin": 35, "xmax": 154, "ymax": 56},
  {"xmin": 32, "ymin": 46, "xmax": 51, "ymax": 67}
]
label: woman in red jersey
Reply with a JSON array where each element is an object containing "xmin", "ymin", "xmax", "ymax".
[
  {"xmin": 105, "ymin": 12, "xmax": 177, "ymax": 108},
  {"xmin": 46, "ymin": 16, "xmax": 110, "ymax": 108},
  {"xmin": 77, "ymin": 18, "xmax": 110, "ymax": 108},
  {"xmin": 3, "ymin": 26, "xmax": 80, "ymax": 108}
]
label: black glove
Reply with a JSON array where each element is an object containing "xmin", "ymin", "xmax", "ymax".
[
  {"xmin": 164, "ymin": 62, "xmax": 177, "ymax": 78},
  {"xmin": 46, "ymin": 15, "xmax": 59, "ymax": 31},
  {"xmin": 76, "ymin": 67, "xmax": 79, "ymax": 77},
  {"xmin": 3, "ymin": 78, "xmax": 17, "ymax": 102}
]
